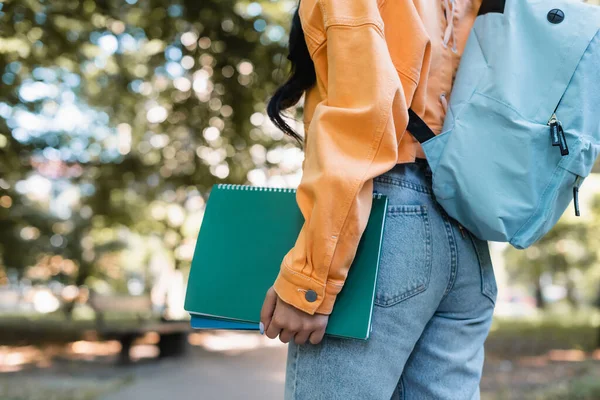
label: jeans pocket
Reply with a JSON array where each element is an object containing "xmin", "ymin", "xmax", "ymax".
[
  {"xmin": 374, "ymin": 205, "xmax": 433, "ymax": 307},
  {"xmin": 468, "ymin": 234, "xmax": 498, "ymax": 305}
]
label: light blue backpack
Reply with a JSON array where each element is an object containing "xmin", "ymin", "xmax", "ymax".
[{"xmin": 409, "ymin": 0, "xmax": 600, "ymax": 249}]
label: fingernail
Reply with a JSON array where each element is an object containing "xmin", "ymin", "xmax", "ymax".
[{"xmin": 259, "ymin": 322, "xmax": 265, "ymax": 335}]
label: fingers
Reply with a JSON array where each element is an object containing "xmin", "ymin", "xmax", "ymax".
[
  {"xmin": 293, "ymin": 331, "xmax": 311, "ymax": 345},
  {"xmin": 262, "ymin": 290, "xmax": 329, "ymax": 345},
  {"xmin": 260, "ymin": 287, "xmax": 278, "ymax": 333},
  {"xmin": 279, "ymin": 329, "xmax": 295, "ymax": 344},
  {"xmin": 265, "ymin": 316, "xmax": 282, "ymax": 339},
  {"xmin": 265, "ymin": 322, "xmax": 282, "ymax": 340},
  {"xmin": 308, "ymin": 328, "xmax": 326, "ymax": 345}
]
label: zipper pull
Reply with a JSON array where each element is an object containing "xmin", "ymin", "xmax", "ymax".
[
  {"xmin": 549, "ymin": 114, "xmax": 560, "ymax": 146},
  {"xmin": 548, "ymin": 114, "xmax": 569, "ymax": 156},
  {"xmin": 573, "ymin": 186, "xmax": 580, "ymax": 216},
  {"xmin": 573, "ymin": 176, "xmax": 583, "ymax": 217},
  {"xmin": 558, "ymin": 124, "xmax": 569, "ymax": 156}
]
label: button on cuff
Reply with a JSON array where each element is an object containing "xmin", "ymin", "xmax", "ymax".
[
  {"xmin": 314, "ymin": 282, "xmax": 342, "ymax": 315},
  {"xmin": 273, "ymin": 265, "xmax": 326, "ymax": 315},
  {"xmin": 305, "ymin": 289, "xmax": 318, "ymax": 303}
]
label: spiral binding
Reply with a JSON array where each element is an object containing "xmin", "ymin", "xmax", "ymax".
[
  {"xmin": 216, "ymin": 184, "xmax": 384, "ymax": 199},
  {"xmin": 216, "ymin": 184, "xmax": 295, "ymax": 193}
]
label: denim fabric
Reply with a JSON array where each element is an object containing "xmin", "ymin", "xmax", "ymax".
[{"xmin": 284, "ymin": 161, "xmax": 497, "ymax": 400}]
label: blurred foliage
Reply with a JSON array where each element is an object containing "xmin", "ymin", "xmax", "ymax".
[
  {"xmin": 534, "ymin": 374, "xmax": 600, "ymax": 400},
  {"xmin": 2, "ymin": 0, "xmax": 600, "ymax": 300},
  {"xmin": 0, "ymin": 0, "xmax": 302, "ymax": 292},
  {"xmin": 505, "ymin": 197, "xmax": 600, "ymax": 308},
  {"xmin": 487, "ymin": 310, "xmax": 600, "ymax": 356}
]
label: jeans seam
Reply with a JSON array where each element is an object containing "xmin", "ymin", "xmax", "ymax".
[
  {"xmin": 440, "ymin": 212, "xmax": 458, "ymax": 300},
  {"xmin": 373, "ymin": 175, "xmax": 433, "ymax": 195},
  {"xmin": 400, "ymin": 375, "xmax": 406, "ymax": 400},
  {"xmin": 469, "ymin": 234, "xmax": 498, "ymax": 305},
  {"xmin": 292, "ymin": 344, "xmax": 300, "ymax": 399}
]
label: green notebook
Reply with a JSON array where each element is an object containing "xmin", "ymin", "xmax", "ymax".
[{"xmin": 184, "ymin": 184, "xmax": 388, "ymax": 340}]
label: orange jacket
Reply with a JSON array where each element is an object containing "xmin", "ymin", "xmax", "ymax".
[{"xmin": 273, "ymin": 0, "xmax": 482, "ymax": 314}]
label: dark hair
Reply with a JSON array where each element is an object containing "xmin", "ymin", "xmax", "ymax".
[{"xmin": 267, "ymin": 4, "xmax": 316, "ymax": 143}]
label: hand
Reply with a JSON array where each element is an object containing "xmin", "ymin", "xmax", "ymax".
[{"xmin": 260, "ymin": 286, "xmax": 329, "ymax": 345}]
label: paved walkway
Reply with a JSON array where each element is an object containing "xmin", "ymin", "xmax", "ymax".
[
  {"xmin": 101, "ymin": 343, "xmax": 287, "ymax": 400},
  {"xmin": 2, "ymin": 331, "xmax": 599, "ymax": 399}
]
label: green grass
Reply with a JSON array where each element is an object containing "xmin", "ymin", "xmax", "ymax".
[
  {"xmin": 537, "ymin": 376, "xmax": 600, "ymax": 400},
  {"xmin": 526, "ymin": 367, "xmax": 600, "ymax": 400},
  {"xmin": 482, "ymin": 362, "xmax": 600, "ymax": 400},
  {"xmin": 481, "ymin": 310, "xmax": 600, "ymax": 400},
  {"xmin": 486, "ymin": 310, "xmax": 600, "ymax": 356}
]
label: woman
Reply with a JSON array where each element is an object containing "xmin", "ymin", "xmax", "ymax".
[{"xmin": 262, "ymin": 0, "xmax": 497, "ymax": 398}]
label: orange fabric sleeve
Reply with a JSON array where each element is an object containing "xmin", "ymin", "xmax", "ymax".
[{"xmin": 273, "ymin": 20, "xmax": 410, "ymax": 315}]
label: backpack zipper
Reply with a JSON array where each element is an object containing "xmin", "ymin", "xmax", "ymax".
[
  {"xmin": 573, "ymin": 175, "xmax": 583, "ymax": 217},
  {"xmin": 548, "ymin": 113, "xmax": 569, "ymax": 156},
  {"xmin": 549, "ymin": 113, "xmax": 580, "ymax": 216},
  {"xmin": 548, "ymin": 114, "xmax": 560, "ymax": 145}
]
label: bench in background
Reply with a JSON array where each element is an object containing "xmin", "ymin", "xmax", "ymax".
[{"xmin": 88, "ymin": 292, "xmax": 190, "ymax": 364}]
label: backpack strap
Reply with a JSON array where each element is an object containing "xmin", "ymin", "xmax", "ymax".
[
  {"xmin": 478, "ymin": 0, "xmax": 506, "ymax": 16},
  {"xmin": 407, "ymin": 108, "xmax": 436, "ymax": 144},
  {"xmin": 407, "ymin": 0, "xmax": 507, "ymax": 144}
]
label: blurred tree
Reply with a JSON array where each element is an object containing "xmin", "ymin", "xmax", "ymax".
[
  {"xmin": 4, "ymin": 0, "xmax": 594, "ymax": 299},
  {"xmin": 504, "ymin": 197, "xmax": 600, "ymax": 309},
  {"xmin": 0, "ymin": 0, "xmax": 301, "ymax": 295}
]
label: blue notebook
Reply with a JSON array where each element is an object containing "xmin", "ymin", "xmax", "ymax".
[{"xmin": 191, "ymin": 315, "xmax": 257, "ymax": 331}]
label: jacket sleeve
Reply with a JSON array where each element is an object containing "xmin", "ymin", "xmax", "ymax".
[{"xmin": 272, "ymin": 19, "xmax": 411, "ymax": 315}]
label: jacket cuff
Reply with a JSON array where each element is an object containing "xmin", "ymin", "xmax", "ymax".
[
  {"xmin": 273, "ymin": 262, "xmax": 342, "ymax": 316},
  {"xmin": 314, "ymin": 282, "xmax": 342, "ymax": 315}
]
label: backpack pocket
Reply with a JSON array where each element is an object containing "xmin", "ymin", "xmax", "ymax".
[
  {"xmin": 427, "ymin": 90, "xmax": 600, "ymax": 249},
  {"xmin": 511, "ymin": 135, "xmax": 599, "ymax": 249},
  {"xmin": 511, "ymin": 28, "xmax": 600, "ymax": 247},
  {"xmin": 435, "ymin": 108, "xmax": 598, "ymax": 248},
  {"xmin": 424, "ymin": 92, "xmax": 565, "ymax": 244}
]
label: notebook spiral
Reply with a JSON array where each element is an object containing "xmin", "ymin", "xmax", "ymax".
[{"xmin": 216, "ymin": 184, "xmax": 384, "ymax": 199}]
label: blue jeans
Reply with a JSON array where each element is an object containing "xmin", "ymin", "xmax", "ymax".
[{"xmin": 284, "ymin": 161, "xmax": 498, "ymax": 400}]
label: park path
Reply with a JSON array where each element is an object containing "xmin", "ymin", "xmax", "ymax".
[
  {"xmin": 100, "ymin": 344, "xmax": 288, "ymax": 400},
  {"xmin": 2, "ymin": 332, "xmax": 598, "ymax": 399}
]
